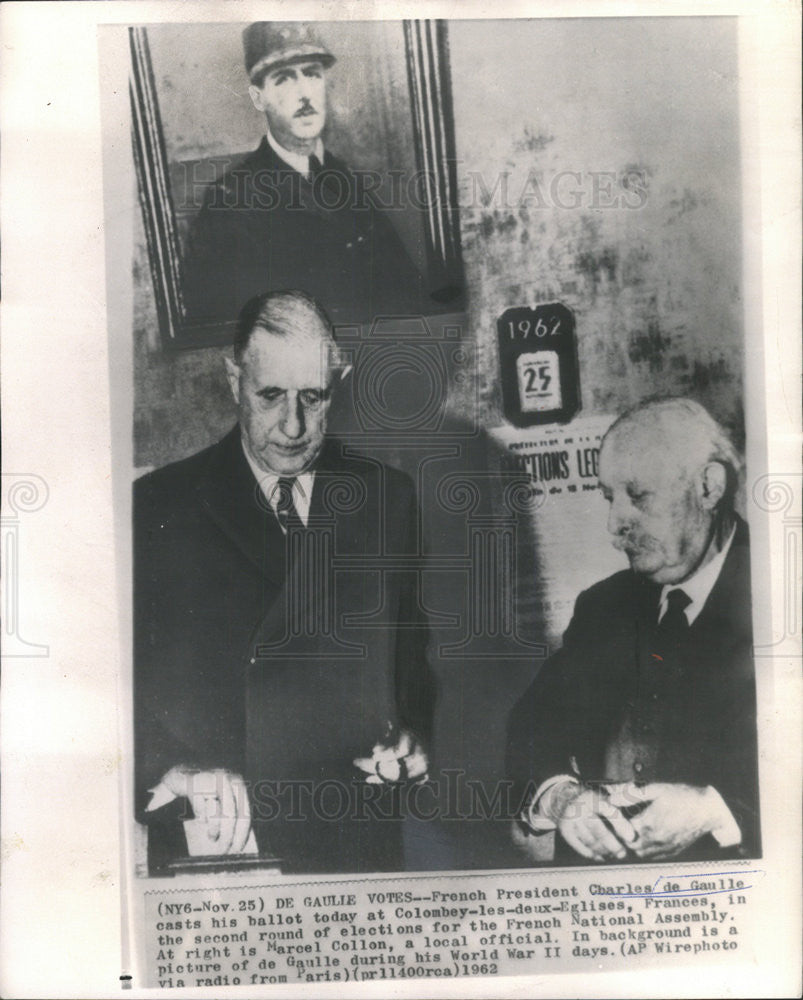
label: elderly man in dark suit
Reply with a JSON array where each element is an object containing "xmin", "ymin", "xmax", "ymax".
[
  {"xmin": 182, "ymin": 22, "xmax": 436, "ymax": 325},
  {"xmin": 135, "ymin": 290, "xmax": 434, "ymax": 874},
  {"xmin": 506, "ymin": 397, "xmax": 760, "ymax": 865}
]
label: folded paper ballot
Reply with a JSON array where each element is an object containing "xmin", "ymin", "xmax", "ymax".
[{"xmin": 183, "ymin": 819, "xmax": 259, "ymax": 857}]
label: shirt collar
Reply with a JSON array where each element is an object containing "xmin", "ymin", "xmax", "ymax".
[
  {"xmin": 241, "ymin": 439, "xmax": 315, "ymax": 527},
  {"xmin": 266, "ymin": 127, "xmax": 324, "ymax": 178},
  {"xmin": 659, "ymin": 523, "xmax": 736, "ymax": 625}
]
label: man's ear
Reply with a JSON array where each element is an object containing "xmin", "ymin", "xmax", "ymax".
[
  {"xmin": 248, "ymin": 84, "xmax": 265, "ymax": 113},
  {"xmin": 224, "ymin": 356, "xmax": 241, "ymax": 405},
  {"xmin": 699, "ymin": 461, "xmax": 727, "ymax": 509}
]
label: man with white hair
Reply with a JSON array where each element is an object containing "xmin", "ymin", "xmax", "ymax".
[{"xmin": 507, "ymin": 396, "xmax": 759, "ymax": 864}]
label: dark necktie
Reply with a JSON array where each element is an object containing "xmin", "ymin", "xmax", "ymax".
[
  {"xmin": 658, "ymin": 588, "xmax": 691, "ymax": 636},
  {"xmin": 308, "ymin": 153, "xmax": 323, "ymax": 179},
  {"xmin": 274, "ymin": 478, "xmax": 305, "ymax": 534},
  {"xmin": 652, "ymin": 588, "xmax": 691, "ymax": 667}
]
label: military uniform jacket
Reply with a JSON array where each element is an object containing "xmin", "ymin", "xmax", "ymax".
[
  {"xmin": 134, "ymin": 428, "xmax": 434, "ymax": 873},
  {"xmin": 506, "ymin": 517, "xmax": 760, "ymax": 862},
  {"xmin": 182, "ymin": 139, "xmax": 428, "ymax": 324}
]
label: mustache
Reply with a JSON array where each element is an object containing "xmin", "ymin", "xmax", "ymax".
[
  {"xmin": 612, "ymin": 531, "xmax": 656, "ymax": 554},
  {"xmin": 294, "ymin": 101, "xmax": 319, "ymax": 118}
]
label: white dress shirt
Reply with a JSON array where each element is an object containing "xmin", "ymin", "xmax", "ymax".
[
  {"xmin": 658, "ymin": 523, "xmax": 736, "ymax": 625},
  {"xmin": 242, "ymin": 443, "xmax": 314, "ymax": 527},
  {"xmin": 266, "ymin": 127, "xmax": 325, "ymax": 180}
]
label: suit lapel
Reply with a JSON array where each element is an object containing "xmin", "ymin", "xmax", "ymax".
[
  {"xmin": 686, "ymin": 517, "xmax": 752, "ymax": 676},
  {"xmin": 309, "ymin": 440, "xmax": 377, "ymax": 557},
  {"xmin": 692, "ymin": 517, "xmax": 751, "ymax": 631},
  {"xmin": 630, "ymin": 572, "xmax": 662, "ymax": 669},
  {"xmin": 249, "ymin": 137, "xmax": 312, "ymax": 216},
  {"xmin": 629, "ymin": 518, "xmax": 750, "ymax": 669},
  {"xmin": 252, "ymin": 140, "xmax": 355, "ymax": 223},
  {"xmin": 195, "ymin": 427, "xmax": 288, "ymax": 589}
]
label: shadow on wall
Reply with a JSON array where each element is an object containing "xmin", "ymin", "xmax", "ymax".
[
  {"xmin": 322, "ymin": 321, "xmax": 547, "ymax": 871},
  {"xmin": 134, "ymin": 307, "xmax": 548, "ymax": 870}
]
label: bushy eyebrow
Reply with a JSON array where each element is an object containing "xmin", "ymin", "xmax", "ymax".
[
  {"xmin": 626, "ymin": 481, "xmax": 650, "ymax": 495},
  {"xmin": 255, "ymin": 386, "xmax": 331, "ymax": 399},
  {"xmin": 269, "ymin": 68, "xmax": 298, "ymax": 85},
  {"xmin": 598, "ymin": 480, "xmax": 651, "ymax": 499},
  {"xmin": 269, "ymin": 63, "xmax": 323, "ymax": 84}
]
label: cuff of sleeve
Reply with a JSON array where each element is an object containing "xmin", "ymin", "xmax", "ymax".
[
  {"xmin": 708, "ymin": 787, "xmax": 742, "ymax": 847},
  {"xmin": 522, "ymin": 775, "xmax": 579, "ymax": 833},
  {"xmin": 146, "ymin": 782, "xmax": 178, "ymax": 813}
]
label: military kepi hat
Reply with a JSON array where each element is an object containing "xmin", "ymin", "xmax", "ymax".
[{"xmin": 243, "ymin": 22, "xmax": 335, "ymax": 83}]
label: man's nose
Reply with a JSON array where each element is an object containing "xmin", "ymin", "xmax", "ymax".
[
  {"xmin": 298, "ymin": 78, "xmax": 316, "ymax": 103},
  {"xmin": 279, "ymin": 394, "xmax": 305, "ymax": 439},
  {"xmin": 606, "ymin": 496, "xmax": 631, "ymax": 535}
]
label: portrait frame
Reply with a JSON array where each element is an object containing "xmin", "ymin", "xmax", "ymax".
[{"xmin": 129, "ymin": 20, "xmax": 465, "ymax": 350}]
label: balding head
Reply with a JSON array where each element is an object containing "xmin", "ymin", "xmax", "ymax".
[
  {"xmin": 233, "ymin": 289, "xmax": 338, "ymax": 364},
  {"xmin": 598, "ymin": 397, "xmax": 740, "ymax": 584},
  {"xmin": 604, "ymin": 397, "xmax": 742, "ymax": 490},
  {"xmin": 226, "ymin": 291, "xmax": 340, "ymax": 476}
]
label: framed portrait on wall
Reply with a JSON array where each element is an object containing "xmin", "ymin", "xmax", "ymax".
[{"xmin": 130, "ymin": 19, "xmax": 466, "ymax": 349}]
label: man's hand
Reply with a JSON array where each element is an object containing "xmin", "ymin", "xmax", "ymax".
[
  {"xmin": 552, "ymin": 781, "xmax": 638, "ymax": 861},
  {"xmin": 606, "ymin": 782, "xmax": 733, "ymax": 859},
  {"xmin": 149, "ymin": 767, "xmax": 254, "ymax": 856},
  {"xmin": 353, "ymin": 728, "xmax": 429, "ymax": 784}
]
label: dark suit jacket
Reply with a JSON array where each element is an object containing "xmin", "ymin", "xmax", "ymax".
[
  {"xmin": 182, "ymin": 139, "xmax": 440, "ymax": 324},
  {"xmin": 506, "ymin": 516, "xmax": 760, "ymax": 862},
  {"xmin": 135, "ymin": 428, "xmax": 434, "ymax": 873}
]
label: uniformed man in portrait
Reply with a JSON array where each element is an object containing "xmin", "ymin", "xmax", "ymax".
[{"xmin": 182, "ymin": 22, "xmax": 435, "ymax": 325}]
